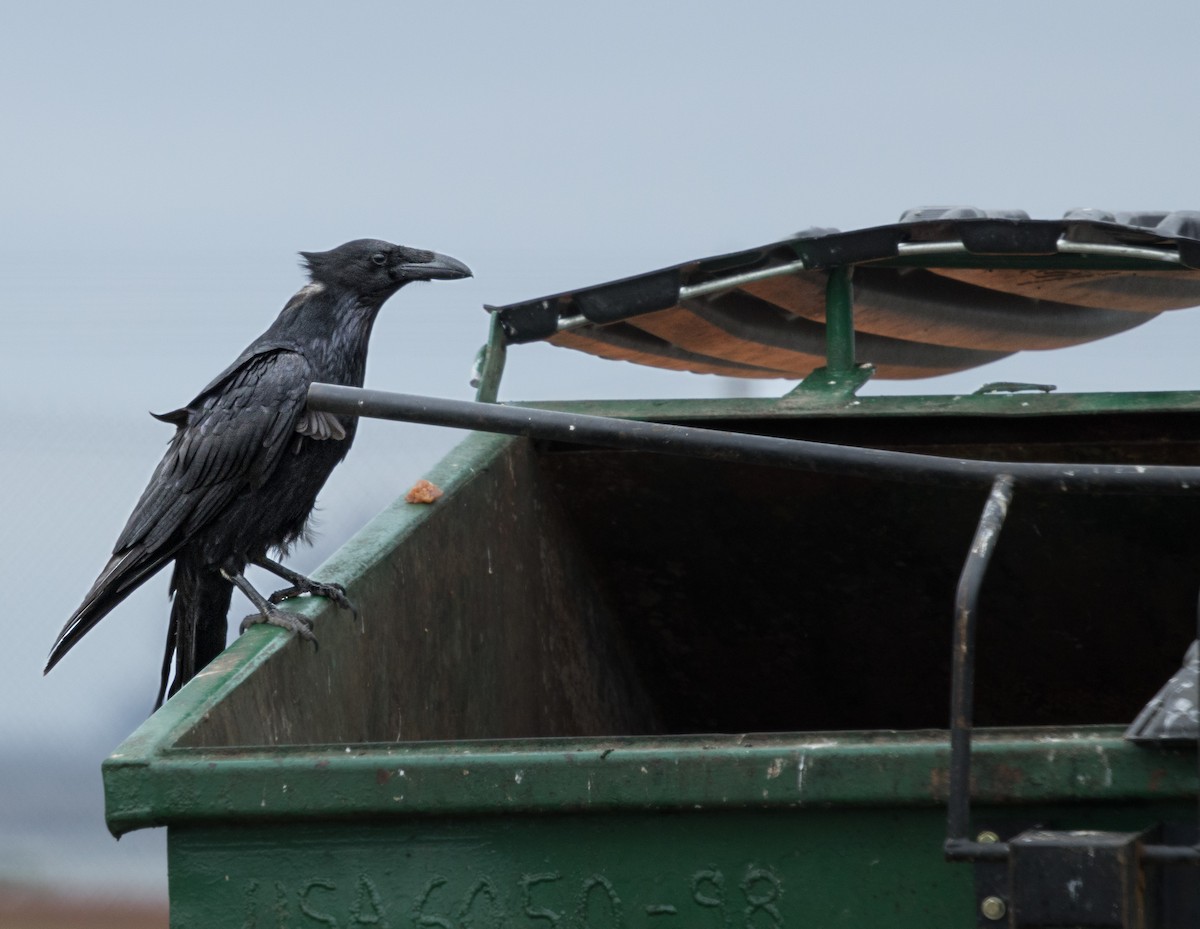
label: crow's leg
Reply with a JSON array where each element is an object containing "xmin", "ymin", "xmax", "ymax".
[
  {"xmin": 221, "ymin": 567, "xmax": 317, "ymax": 643},
  {"xmin": 254, "ymin": 556, "xmax": 357, "ymax": 617}
]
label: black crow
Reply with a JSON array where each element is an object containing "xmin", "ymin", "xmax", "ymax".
[{"xmin": 45, "ymin": 239, "xmax": 471, "ymax": 708}]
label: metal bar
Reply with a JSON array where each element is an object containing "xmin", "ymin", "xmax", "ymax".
[
  {"xmin": 946, "ymin": 475, "xmax": 1016, "ymax": 849},
  {"xmin": 824, "ymin": 266, "xmax": 855, "ymax": 375},
  {"xmin": 472, "ymin": 311, "xmax": 509, "ymax": 403},
  {"xmin": 555, "ymin": 313, "xmax": 589, "ymax": 332},
  {"xmin": 894, "ymin": 240, "xmax": 970, "ymax": 257},
  {"xmin": 888, "ymin": 238, "xmax": 1184, "ymax": 267},
  {"xmin": 307, "ymin": 385, "xmax": 1200, "ymax": 495},
  {"xmin": 1055, "ymin": 237, "xmax": 1183, "ymax": 265},
  {"xmin": 677, "ymin": 258, "xmax": 807, "ymax": 301},
  {"xmin": 946, "ymin": 841, "xmax": 1200, "ymax": 867},
  {"xmin": 944, "ymin": 840, "xmax": 1011, "ymax": 862},
  {"xmin": 1142, "ymin": 844, "xmax": 1200, "ymax": 864}
]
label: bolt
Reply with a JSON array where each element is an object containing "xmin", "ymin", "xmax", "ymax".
[
  {"xmin": 980, "ymin": 896, "xmax": 1007, "ymax": 921},
  {"xmin": 976, "ymin": 830, "xmax": 1000, "ymax": 844}
]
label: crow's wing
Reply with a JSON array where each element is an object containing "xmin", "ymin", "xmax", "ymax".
[{"xmin": 46, "ymin": 349, "xmax": 315, "ymax": 671}]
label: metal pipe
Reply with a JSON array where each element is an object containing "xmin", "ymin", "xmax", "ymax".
[
  {"xmin": 307, "ymin": 385, "xmax": 1200, "ymax": 495},
  {"xmin": 947, "ymin": 842, "xmax": 1200, "ymax": 866},
  {"xmin": 1055, "ymin": 237, "xmax": 1182, "ymax": 265},
  {"xmin": 555, "ymin": 313, "xmax": 588, "ymax": 332},
  {"xmin": 946, "ymin": 475, "xmax": 1015, "ymax": 846},
  {"xmin": 1141, "ymin": 844, "xmax": 1200, "ymax": 865},
  {"xmin": 943, "ymin": 839, "xmax": 1011, "ymax": 863},
  {"xmin": 891, "ymin": 237, "xmax": 1182, "ymax": 266},
  {"xmin": 895, "ymin": 240, "xmax": 970, "ymax": 257},
  {"xmin": 677, "ymin": 258, "xmax": 808, "ymax": 301}
]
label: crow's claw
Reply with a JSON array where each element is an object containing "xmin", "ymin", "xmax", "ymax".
[
  {"xmin": 240, "ymin": 605, "xmax": 318, "ymax": 649},
  {"xmin": 269, "ymin": 580, "xmax": 356, "ymax": 618}
]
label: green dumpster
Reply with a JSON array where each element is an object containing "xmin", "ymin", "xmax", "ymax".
[{"xmin": 105, "ymin": 212, "xmax": 1200, "ymax": 927}]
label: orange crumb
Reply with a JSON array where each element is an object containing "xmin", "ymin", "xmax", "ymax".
[{"xmin": 406, "ymin": 479, "xmax": 444, "ymax": 504}]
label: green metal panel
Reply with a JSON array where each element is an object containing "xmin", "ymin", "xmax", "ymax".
[
  {"xmin": 168, "ymin": 803, "xmax": 1199, "ymax": 929},
  {"xmin": 168, "ymin": 811, "xmax": 965, "ymax": 928}
]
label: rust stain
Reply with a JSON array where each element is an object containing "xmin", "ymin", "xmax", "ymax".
[
  {"xmin": 375, "ymin": 768, "xmax": 392, "ymax": 785},
  {"xmin": 988, "ymin": 763, "xmax": 1025, "ymax": 796},
  {"xmin": 1148, "ymin": 767, "xmax": 1167, "ymax": 792},
  {"xmin": 930, "ymin": 763, "xmax": 1026, "ymax": 799}
]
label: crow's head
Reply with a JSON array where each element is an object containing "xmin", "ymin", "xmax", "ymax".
[{"xmin": 300, "ymin": 239, "xmax": 471, "ymax": 302}]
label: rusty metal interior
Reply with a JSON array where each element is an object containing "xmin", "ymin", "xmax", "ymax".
[{"xmin": 178, "ymin": 408, "xmax": 1200, "ymax": 747}]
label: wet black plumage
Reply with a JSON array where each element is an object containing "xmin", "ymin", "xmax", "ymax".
[{"xmin": 45, "ymin": 239, "xmax": 471, "ymax": 707}]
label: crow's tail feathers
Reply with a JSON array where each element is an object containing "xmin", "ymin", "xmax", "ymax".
[
  {"xmin": 157, "ymin": 552, "xmax": 232, "ymax": 709},
  {"xmin": 45, "ymin": 546, "xmax": 169, "ymax": 676}
]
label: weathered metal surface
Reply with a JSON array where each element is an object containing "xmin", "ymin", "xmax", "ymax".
[
  {"xmin": 972, "ymin": 821, "xmax": 1200, "ymax": 929},
  {"xmin": 165, "ymin": 431, "xmax": 659, "ymax": 750},
  {"xmin": 100, "ymin": 391, "xmax": 1200, "ymax": 928},
  {"xmin": 104, "ymin": 394, "xmax": 1200, "ymax": 748},
  {"xmin": 167, "ymin": 810, "xmax": 961, "ymax": 928},
  {"xmin": 165, "ymin": 806, "xmax": 1199, "ymax": 929},
  {"xmin": 1007, "ymin": 829, "xmax": 1147, "ymax": 928},
  {"xmin": 105, "ymin": 729, "xmax": 1197, "ymax": 834}
]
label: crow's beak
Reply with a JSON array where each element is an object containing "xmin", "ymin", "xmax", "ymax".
[{"xmin": 404, "ymin": 251, "xmax": 473, "ymax": 281}]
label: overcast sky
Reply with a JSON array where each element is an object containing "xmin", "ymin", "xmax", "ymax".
[{"xmin": 4, "ymin": 0, "xmax": 1200, "ymax": 901}]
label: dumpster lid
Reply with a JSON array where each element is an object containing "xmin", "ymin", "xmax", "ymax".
[{"xmin": 492, "ymin": 208, "xmax": 1200, "ymax": 380}]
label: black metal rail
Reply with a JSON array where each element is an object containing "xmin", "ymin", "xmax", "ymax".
[
  {"xmin": 308, "ymin": 384, "xmax": 1200, "ymax": 494},
  {"xmin": 946, "ymin": 475, "xmax": 1015, "ymax": 849}
]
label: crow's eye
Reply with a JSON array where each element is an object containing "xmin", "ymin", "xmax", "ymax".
[{"xmin": 371, "ymin": 252, "xmax": 387, "ymax": 267}]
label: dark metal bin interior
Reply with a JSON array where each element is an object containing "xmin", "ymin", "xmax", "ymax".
[{"xmin": 177, "ymin": 404, "xmax": 1200, "ymax": 749}]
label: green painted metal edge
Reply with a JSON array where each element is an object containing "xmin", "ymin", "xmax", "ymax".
[
  {"xmin": 474, "ymin": 311, "xmax": 508, "ymax": 403},
  {"xmin": 514, "ymin": 388, "xmax": 1200, "ymax": 421},
  {"xmin": 104, "ymin": 726, "xmax": 1196, "ymax": 836}
]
